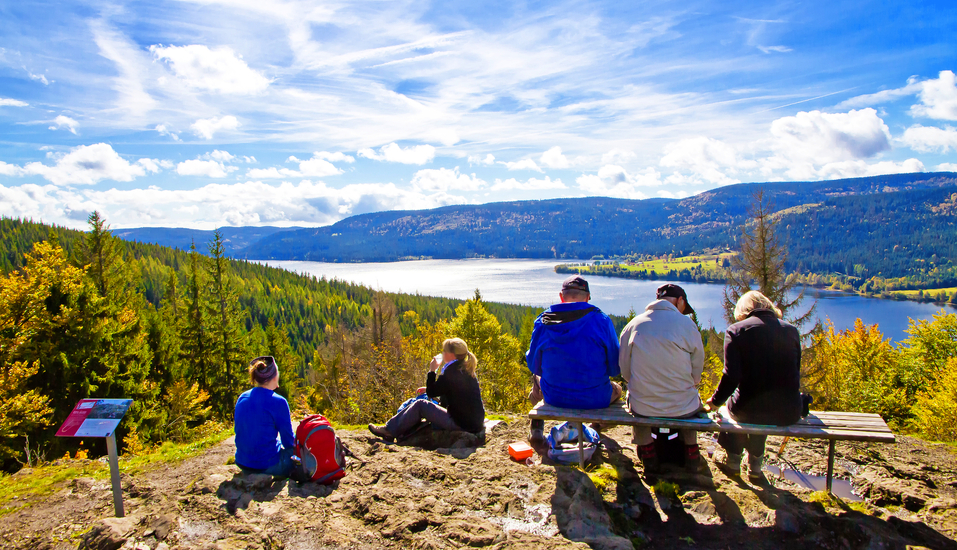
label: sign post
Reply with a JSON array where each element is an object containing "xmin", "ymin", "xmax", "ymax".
[{"xmin": 56, "ymin": 399, "xmax": 133, "ymax": 518}]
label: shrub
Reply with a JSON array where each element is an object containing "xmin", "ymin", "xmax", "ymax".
[{"xmin": 911, "ymin": 358, "xmax": 957, "ymax": 442}]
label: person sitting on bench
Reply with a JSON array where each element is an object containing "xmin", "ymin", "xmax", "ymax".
[
  {"xmin": 706, "ymin": 290, "xmax": 802, "ymax": 483},
  {"xmin": 234, "ymin": 356, "xmax": 297, "ymax": 478},
  {"xmin": 369, "ymin": 338, "xmax": 485, "ymax": 442},
  {"xmin": 619, "ymin": 284, "xmax": 705, "ymax": 472},
  {"xmin": 526, "ymin": 275, "xmax": 622, "ymax": 444}
]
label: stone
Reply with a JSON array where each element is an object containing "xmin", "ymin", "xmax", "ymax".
[
  {"xmin": 73, "ymin": 477, "xmax": 96, "ymax": 492},
  {"xmin": 926, "ymin": 497, "xmax": 957, "ymax": 512},
  {"xmin": 78, "ymin": 517, "xmax": 136, "ymax": 550},
  {"xmin": 768, "ymin": 509, "xmax": 801, "ymax": 534},
  {"xmin": 150, "ymin": 514, "xmax": 175, "ymax": 540},
  {"xmin": 235, "ymin": 473, "xmax": 274, "ymax": 491},
  {"xmin": 155, "ymin": 544, "xmax": 170, "ymax": 550}
]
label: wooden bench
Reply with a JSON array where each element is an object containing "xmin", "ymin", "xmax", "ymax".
[{"xmin": 529, "ymin": 401, "xmax": 895, "ymax": 493}]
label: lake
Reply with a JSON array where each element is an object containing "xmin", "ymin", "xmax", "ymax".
[{"xmin": 264, "ymin": 258, "xmax": 955, "ymax": 342}]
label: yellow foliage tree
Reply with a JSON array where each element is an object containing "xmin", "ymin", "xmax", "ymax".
[{"xmin": 911, "ymin": 357, "xmax": 957, "ymax": 442}]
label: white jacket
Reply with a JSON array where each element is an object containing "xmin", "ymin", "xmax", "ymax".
[{"xmin": 619, "ymin": 299, "xmax": 704, "ymax": 417}]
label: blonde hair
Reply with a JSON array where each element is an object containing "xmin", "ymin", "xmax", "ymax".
[
  {"xmin": 443, "ymin": 337, "xmax": 478, "ymax": 378},
  {"xmin": 734, "ymin": 290, "xmax": 783, "ymax": 321}
]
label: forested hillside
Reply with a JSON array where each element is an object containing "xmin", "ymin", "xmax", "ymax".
[
  {"xmin": 226, "ymin": 173, "xmax": 957, "ymax": 287},
  {"xmin": 0, "ymin": 216, "xmax": 542, "ymax": 468},
  {"xmin": 112, "ymin": 225, "xmax": 303, "ymax": 255}
]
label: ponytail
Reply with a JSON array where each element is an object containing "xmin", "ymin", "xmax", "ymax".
[{"xmin": 443, "ymin": 337, "xmax": 479, "ymax": 379}]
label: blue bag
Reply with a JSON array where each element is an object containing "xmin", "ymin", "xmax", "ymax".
[{"xmin": 546, "ymin": 421, "xmax": 601, "ymax": 464}]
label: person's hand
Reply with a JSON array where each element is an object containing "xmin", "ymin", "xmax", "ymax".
[
  {"xmin": 416, "ymin": 386, "xmax": 427, "ymax": 395},
  {"xmin": 429, "ymin": 356, "xmax": 440, "ymax": 373},
  {"xmin": 703, "ymin": 399, "xmax": 715, "ymax": 412}
]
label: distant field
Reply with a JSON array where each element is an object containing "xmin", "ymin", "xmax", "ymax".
[
  {"xmin": 895, "ymin": 287, "xmax": 957, "ymax": 299},
  {"xmin": 561, "ymin": 253, "xmax": 734, "ymax": 279}
]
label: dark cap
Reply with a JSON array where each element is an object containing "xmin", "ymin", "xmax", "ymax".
[
  {"xmin": 562, "ymin": 275, "xmax": 590, "ymax": 293},
  {"xmin": 657, "ymin": 284, "xmax": 695, "ymax": 315}
]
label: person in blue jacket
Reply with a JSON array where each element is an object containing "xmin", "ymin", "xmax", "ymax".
[
  {"xmin": 526, "ymin": 275, "xmax": 622, "ymax": 444},
  {"xmin": 234, "ymin": 356, "xmax": 298, "ymax": 477}
]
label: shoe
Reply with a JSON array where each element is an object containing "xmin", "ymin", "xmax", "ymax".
[
  {"xmin": 747, "ymin": 454, "xmax": 768, "ymax": 484},
  {"xmin": 685, "ymin": 444, "xmax": 706, "ymax": 472},
  {"xmin": 529, "ymin": 428, "xmax": 545, "ymax": 446},
  {"xmin": 367, "ymin": 424, "xmax": 395, "ymax": 442},
  {"xmin": 637, "ymin": 443, "xmax": 659, "ymax": 475},
  {"xmin": 715, "ymin": 450, "xmax": 742, "ymax": 477},
  {"xmin": 588, "ymin": 422, "xmax": 603, "ymax": 433}
]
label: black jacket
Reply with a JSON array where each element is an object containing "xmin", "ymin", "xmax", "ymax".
[
  {"xmin": 426, "ymin": 360, "xmax": 486, "ymax": 432},
  {"xmin": 710, "ymin": 309, "xmax": 802, "ymax": 426}
]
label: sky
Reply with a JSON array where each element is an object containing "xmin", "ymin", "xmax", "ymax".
[{"xmin": 1, "ymin": 0, "xmax": 956, "ymax": 230}]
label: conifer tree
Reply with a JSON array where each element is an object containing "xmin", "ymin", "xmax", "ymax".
[
  {"xmin": 205, "ymin": 231, "xmax": 247, "ymax": 419},
  {"xmin": 180, "ymin": 242, "xmax": 212, "ymax": 395},
  {"xmin": 723, "ymin": 190, "xmax": 815, "ymax": 331}
]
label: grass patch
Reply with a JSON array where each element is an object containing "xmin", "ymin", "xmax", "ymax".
[
  {"xmin": 586, "ymin": 464, "xmax": 619, "ymax": 491},
  {"xmin": 328, "ymin": 422, "xmax": 368, "ymax": 432},
  {"xmin": 0, "ymin": 425, "xmax": 233, "ymax": 516},
  {"xmin": 652, "ymin": 480, "xmax": 680, "ymax": 503},
  {"xmin": 485, "ymin": 414, "xmax": 512, "ymax": 422}
]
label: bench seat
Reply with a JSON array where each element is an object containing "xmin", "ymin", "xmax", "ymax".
[{"xmin": 529, "ymin": 401, "xmax": 895, "ymax": 492}]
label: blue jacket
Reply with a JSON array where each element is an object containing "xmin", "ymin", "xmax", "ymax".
[
  {"xmin": 526, "ymin": 302, "xmax": 621, "ymax": 409},
  {"xmin": 234, "ymin": 387, "xmax": 296, "ymax": 470}
]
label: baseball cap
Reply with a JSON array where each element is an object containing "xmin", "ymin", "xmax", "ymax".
[
  {"xmin": 562, "ymin": 275, "xmax": 590, "ymax": 293},
  {"xmin": 657, "ymin": 284, "xmax": 695, "ymax": 315}
]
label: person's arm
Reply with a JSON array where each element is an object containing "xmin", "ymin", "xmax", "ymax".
[
  {"xmin": 604, "ymin": 316, "xmax": 621, "ymax": 377},
  {"xmin": 618, "ymin": 324, "xmax": 632, "ymax": 388},
  {"xmin": 275, "ymin": 397, "xmax": 296, "ymax": 450},
  {"xmin": 426, "ymin": 369, "xmax": 450, "ymax": 400},
  {"xmin": 709, "ymin": 328, "xmax": 741, "ymax": 407},
  {"xmin": 526, "ymin": 321, "xmax": 544, "ymax": 376},
  {"xmin": 690, "ymin": 327, "xmax": 705, "ymax": 386}
]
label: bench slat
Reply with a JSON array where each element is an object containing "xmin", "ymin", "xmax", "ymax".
[{"xmin": 529, "ymin": 403, "xmax": 895, "ymax": 443}]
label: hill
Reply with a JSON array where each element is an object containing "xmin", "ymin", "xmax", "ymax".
[
  {"xmin": 2, "ymin": 419, "xmax": 956, "ymax": 549},
  {"xmin": 111, "ymin": 225, "xmax": 304, "ymax": 255}
]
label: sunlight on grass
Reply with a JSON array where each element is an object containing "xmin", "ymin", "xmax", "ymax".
[
  {"xmin": 586, "ymin": 464, "xmax": 619, "ymax": 491},
  {"xmin": 652, "ymin": 480, "xmax": 680, "ymax": 503}
]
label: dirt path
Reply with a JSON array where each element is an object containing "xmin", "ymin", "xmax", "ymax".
[{"xmin": 1, "ymin": 418, "xmax": 956, "ymax": 549}]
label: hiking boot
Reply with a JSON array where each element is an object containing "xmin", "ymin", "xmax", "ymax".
[
  {"xmin": 715, "ymin": 450, "xmax": 742, "ymax": 477},
  {"xmin": 588, "ymin": 422, "xmax": 603, "ymax": 434},
  {"xmin": 637, "ymin": 443, "xmax": 659, "ymax": 475},
  {"xmin": 748, "ymin": 454, "xmax": 768, "ymax": 484},
  {"xmin": 367, "ymin": 424, "xmax": 395, "ymax": 442},
  {"xmin": 685, "ymin": 444, "xmax": 706, "ymax": 473}
]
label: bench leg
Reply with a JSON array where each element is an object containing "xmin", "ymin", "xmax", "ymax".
[
  {"xmin": 577, "ymin": 422, "xmax": 585, "ymax": 469},
  {"xmin": 826, "ymin": 440, "xmax": 835, "ymax": 494}
]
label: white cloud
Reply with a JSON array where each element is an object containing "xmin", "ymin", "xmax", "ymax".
[
  {"xmin": 150, "ymin": 44, "xmax": 270, "ymax": 94},
  {"xmin": 247, "ymin": 152, "xmax": 349, "ymax": 179},
  {"xmin": 176, "ymin": 159, "xmax": 235, "ymax": 178},
  {"xmin": 899, "ymin": 125, "xmax": 957, "ymax": 153},
  {"xmin": 601, "ymin": 149, "xmax": 636, "ymax": 165},
  {"xmin": 314, "ymin": 151, "xmax": 355, "ymax": 163},
  {"xmin": 501, "ymin": 158, "xmax": 543, "ymax": 172},
  {"xmin": 207, "ymin": 150, "xmax": 235, "ymax": 162},
  {"xmin": 49, "ymin": 115, "xmax": 79, "ymax": 134},
  {"xmin": 491, "ymin": 176, "xmax": 565, "ymax": 191},
  {"xmin": 660, "ymin": 137, "xmax": 752, "ymax": 186},
  {"xmin": 468, "ymin": 154, "xmax": 496, "ymax": 166},
  {"xmin": 155, "ymin": 124, "xmax": 180, "ymax": 141},
  {"xmin": 299, "ymin": 156, "xmax": 343, "ymax": 177},
  {"xmin": 835, "ymin": 77, "xmax": 923, "ymax": 110},
  {"xmin": 0, "ymin": 98, "xmax": 28, "ymax": 107},
  {"xmin": 243, "ymin": 156, "xmax": 256, "ymax": 163},
  {"xmin": 358, "ymin": 143, "xmax": 435, "ymax": 165},
  {"xmin": 762, "ymin": 108, "xmax": 892, "ymax": 179},
  {"xmin": 758, "ymin": 45, "xmax": 792, "ymax": 54},
  {"xmin": 246, "ymin": 167, "xmax": 302, "ymax": 179},
  {"xmin": 576, "ymin": 165, "xmax": 661, "ymax": 199},
  {"xmin": 411, "ymin": 167, "xmax": 485, "ymax": 192},
  {"xmin": 539, "ymin": 146, "xmax": 570, "ymax": 169},
  {"xmin": 936, "ymin": 163, "xmax": 957, "ymax": 172},
  {"xmin": 136, "ymin": 158, "xmax": 165, "ymax": 173},
  {"xmin": 911, "ymin": 70, "xmax": 957, "ymax": 121},
  {"xmin": 815, "ymin": 158, "xmax": 924, "ymax": 180},
  {"xmin": 28, "ymin": 73, "xmax": 49, "ymax": 85},
  {"xmin": 0, "ymin": 161, "xmax": 25, "ymax": 177},
  {"xmin": 191, "ymin": 115, "xmax": 240, "ymax": 139},
  {"xmin": 21, "ymin": 143, "xmax": 150, "ymax": 186}
]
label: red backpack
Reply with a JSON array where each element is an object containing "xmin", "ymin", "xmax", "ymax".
[{"xmin": 295, "ymin": 414, "xmax": 346, "ymax": 484}]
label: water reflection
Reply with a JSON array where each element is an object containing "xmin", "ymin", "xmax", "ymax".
[{"xmin": 263, "ymin": 258, "xmax": 955, "ymax": 342}]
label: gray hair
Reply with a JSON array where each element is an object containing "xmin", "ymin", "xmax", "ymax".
[{"xmin": 733, "ymin": 290, "xmax": 783, "ymax": 321}]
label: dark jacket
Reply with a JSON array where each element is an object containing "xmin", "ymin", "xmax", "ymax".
[
  {"xmin": 426, "ymin": 359, "xmax": 485, "ymax": 432},
  {"xmin": 710, "ymin": 309, "xmax": 802, "ymax": 426},
  {"xmin": 526, "ymin": 302, "xmax": 621, "ymax": 409}
]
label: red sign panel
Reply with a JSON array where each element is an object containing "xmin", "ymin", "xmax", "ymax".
[{"xmin": 56, "ymin": 399, "xmax": 133, "ymax": 438}]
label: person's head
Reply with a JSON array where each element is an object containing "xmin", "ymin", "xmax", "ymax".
[
  {"xmin": 443, "ymin": 337, "xmax": 478, "ymax": 378},
  {"xmin": 734, "ymin": 290, "xmax": 782, "ymax": 321},
  {"xmin": 656, "ymin": 284, "xmax": 695, "ymax": 316},
  {"xmin": 248, "ymin": 356, "xmax": 280, "ymax": 389},
  {"xmin": 560, "ymin": 275, "xmax": 591, "ymax": 303}
]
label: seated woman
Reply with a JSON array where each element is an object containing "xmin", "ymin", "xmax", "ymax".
[
  {"xmin": 369, "ymin": 338, "xmax": 486, "ymax": 441},
  {"xmin": 706, "ymin": 291, "xmax": 802, "ymax": 483},
  {"xmin": 234, "ymin": 356, "xmax": 297, "ymax": 477}
]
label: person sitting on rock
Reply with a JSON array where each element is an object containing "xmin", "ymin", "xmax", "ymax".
[
  {"xmin": 234, "ymin": 356, "xmax": 298, "ymax": 478},
  {"xmin": 619, "ymin": 284, "xmax": 705, "ymax": 473},
  {"xmin": 369, "ymin": 338, "xmax": 486, "ymax": 442},
  {"xmin": 526, "ymin": 275, "xmax": 622, "ymax": 444},
  {"xmin": 706, "ymin": 290, "xmax": 802, "ymax": 484}
]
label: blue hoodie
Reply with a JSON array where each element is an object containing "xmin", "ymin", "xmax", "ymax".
[{"xmin": 526, "ymin": 302, "xmax": 621, "ymax": 409}]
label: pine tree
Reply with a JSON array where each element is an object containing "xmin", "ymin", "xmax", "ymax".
[
  {"xmin": 180, "ymin": 242, "xmax": 212, "ymax": 394},
  {"xmin": 265, "ymin": 318, "xmax": 302, "ymax": 401},
  {"xmin": 205, "ymin": 231, "xmax": 247, "ymax": 419},
  {"xmin": 723, "ymin": 190, "xmax": 816, "ymax": 330}
]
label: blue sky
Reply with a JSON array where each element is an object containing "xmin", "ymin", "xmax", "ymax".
[{"xmin": 1, "ymin": 0, "xmax": 956, "ymax": 229}]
